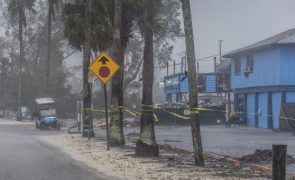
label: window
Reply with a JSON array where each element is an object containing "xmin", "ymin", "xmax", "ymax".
[
  {"xmin": 234, "ymin": 56, "xmax": 241, "ymax": 74},
  {"xmin": 246, "ymin": 53, "xmax": 254, "ymax": 72}
]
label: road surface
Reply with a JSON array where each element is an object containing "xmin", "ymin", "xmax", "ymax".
[{"xmin": 0, "ymin": 119, "xmax": 113, "ymax": 180}]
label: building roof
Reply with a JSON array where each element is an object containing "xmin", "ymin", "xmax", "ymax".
[
  {"xmin": 35, "ymin": 98, "xmax": 55, "ymax": 105},
  {"xmin": 223, "ymin": 28, "xmax": 295, "ymax": 58}
]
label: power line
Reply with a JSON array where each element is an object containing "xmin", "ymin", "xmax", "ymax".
[{"xmin": 154, "ymin": 51, "xmax": 231, "ymax": 69}]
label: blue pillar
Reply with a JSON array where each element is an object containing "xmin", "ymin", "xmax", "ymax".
[
  {"xmin": 166, "ymin": 94, "xmax": 172, "ymax": 103},
  {"xmin": 176, "ymin": 93, "xmax": 182, "ymax": 102}
]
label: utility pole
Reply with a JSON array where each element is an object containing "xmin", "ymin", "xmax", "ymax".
[
  {"xmin": 181, "ymin": 57, "xmax": 184, "ymax": 73},
  {"xmin": 166, "ymin": 61, "xmax": 169, "ymax": 76},
  {"xmin": 219, "ymin": 40, "xmax": 223, "ymax": 62},
  {"xmin": 214, "ymin": 57, "xmax": 217, "ymax": 73},
  {"xmin": 1, "ymin": 60, "xmax": 4, "ymax": 98},
  {"xmin": 173, "ymin": 60, "xmax": 176, "ymax": 74},
  {"xmin": 181, "ymin": 0, "xmax": 204, "ymax": 166},
  {"xmin": 184, "ymin": 55, "xmax": 187, "ymax": 72}
]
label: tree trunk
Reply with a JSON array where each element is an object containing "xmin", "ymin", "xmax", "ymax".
[
  {"xmin": 17, "ymin": 8, "xmax": 23, "ymax": 122},
  {"xmin": 181, "ymin": 0, "xmax": 204, "ymax": 166},
  {"xmin": 135, "ymin": 0, "xmax": 159, "ymax": 157},
  {"xmin": 46, "ymin": 0, "xmax": 52, "ymax": 95},
  {"xmin": 82, "ymin": 0, "xmax": 94, "ymax": 137},
  {"xmin": 110, "ymin": 0, "xmax": 125, "ymax": 146}
]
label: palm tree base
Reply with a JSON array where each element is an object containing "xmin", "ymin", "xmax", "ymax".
[
  {"xmin": 110, "ymin": 140, "xmax": 125, "ymax": 147},
  {"xmin": 135, "ymin": 140, "xmax": 159, "ymax": 157},
  {"xmin": 82, "ymin": 130, "xmax": 95, "ymax": 138}
]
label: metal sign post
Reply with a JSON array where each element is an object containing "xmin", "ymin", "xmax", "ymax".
[
  {"xmin": 104, "ymin": 84, "xmax": 110, "ymax": 150},
  {"xmin": 88, "ymin": 52, "xmax": 120, "ymax": 150}
]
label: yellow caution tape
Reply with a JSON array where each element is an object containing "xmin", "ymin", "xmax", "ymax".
[
  {"xmin": 120, "ymin": 106, "xmax": 141, "ymax": 117},
  {"xmin": 84, "ymin": 108, "xmax": 107, "ymax": 113},
  {"xmin": 86, "ymin": 105, "xmax": 295, "ymax": 124},
  {"xmin": 141, "ymin": 104, "xmax": 159, "ymax": 122},
  {"xmin": 158, "ymin": 108, "xmax": 190, "ymax": 120}
]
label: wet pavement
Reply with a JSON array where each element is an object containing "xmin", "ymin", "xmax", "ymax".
[
  {"xmin": 67, "ymin": 119, "xmax": 295, "ymax": 177},
  {"xmin": 94, "ymin": 125, "xmax": 295, "ymax": 158},
  {"xmin": 0, "ymin": 119, "xmax": 113, "ymax": 180}
]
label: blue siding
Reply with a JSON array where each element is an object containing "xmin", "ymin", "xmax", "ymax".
[
  {"xmin": 231, "ymin": 47, "xmax": 281, "ymax": 89},
  {"xmin": 286, "ymin": 92, "xmax": 295, "ymax": 102},
  {"xmin": 280, "ymin": 45, "xmax": 295, "ymax": 85},
  {"xmin": 205, "ymin": 75, "xmax": 216, "ymax": 93},
  {"xmin": 180, "ymin": 75, "xmax": 189, "ymax": 93},
  {"xmin": 258, "ymin": 93, "xmax": 268, "ymax": 128},
  {"xmin": 164, "ymin": 86, "xmax": 179, "ymax": 94},
  {"xmin": 247, "ymin": 94, "xmax": 255, "ymax": 127},
  {"xmin": 272, "ymin": 92, "xmax": 281, "ymax": 129}
]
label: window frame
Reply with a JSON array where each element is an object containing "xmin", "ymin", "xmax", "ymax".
[
  {"xmin": 234, "ymin": 56, "xmax": 241, "ymax": 75},
  {"xmin": 246, "ymin": 53, "xmax": 254, "ymax": 72}
]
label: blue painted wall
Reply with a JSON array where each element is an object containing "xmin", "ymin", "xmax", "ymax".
[
  {"xmin": 280, "ymin": 45, "xmax": 295, "ymax": 85},
  {"xmin": 205, "ymin": 74, "xmax": 217, "ymax": 93},
  {"xmin": 231, "ymin": 47, "xmax": 281, "ymax": 89},
  {"xmin": 286, "ymin": 92, "xmax": 295, "ymax": 102},
  {"xmin": 164, "ymin": 73, "xmax": 221, "ymax": 94},
  {"xmin": 247, "ymin": 93, "xmax": 255, "ymax": 127},
  {"xmin": 258, "ymin": 93, "xmax": 268, "ymax": 128},
  {"xmin": 272, "ymin": 92, "xmax": 281, "ymax": 129},
  {"xmin": 179, "ymin": 74, "xmax": 189, "ymax": 93},
  {"xmin": 164, "ymin": 74, "xmax": 180, "ymax": 94},
  {"xmin": 232, "ymin": 45, "xmax": 295, "ymax": 90}
]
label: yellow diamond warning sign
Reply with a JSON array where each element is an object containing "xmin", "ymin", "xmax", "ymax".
[{"xmin": 88, "ymin": 52, "xmax": 120, "ymax": 84}]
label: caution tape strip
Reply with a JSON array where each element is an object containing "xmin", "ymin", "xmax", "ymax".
[{"xmin": 85, "ymin": 106, "xmax": 295, "ymax": 123}]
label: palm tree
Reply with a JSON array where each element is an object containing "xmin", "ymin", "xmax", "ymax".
[
  {"xmin": 181, "ymin": 0, "xmax": 204, "ymax": 166},
  {"xmin": 135, "ymin": 0, "xmax": 159, "ymax": 156},
  {"xmin": 46, "ymin": 0, "xmax": 59, "ymax": 94},
  {"xmin": 110, "ymin": 0, "xmax": 125, "ymax": 146},
  {"xmin": 82, "ymin": 0, "xmax": 95, "ymax": 137},
  {"xmin": 8, "ymin": 0, "xmax": 36, "ymax": 121}
]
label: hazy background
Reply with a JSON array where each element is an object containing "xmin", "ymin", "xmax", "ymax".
[{"xmin": 64, "ymin": 0, "xmax": 295, "ymax": 92}]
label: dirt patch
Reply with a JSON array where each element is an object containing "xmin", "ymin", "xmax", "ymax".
[
  {"xmin": 239, "ymin": 149, "xmax": 295, "ymax": 164},
  {"xmin": 39, "ymin": 133, "xmax": 270, "ymax": 180}
]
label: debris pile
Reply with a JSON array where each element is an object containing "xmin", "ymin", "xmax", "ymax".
[
  {"xmin": 239, "ymin": 149, "xmax": 295, "ymax": 164},
  {"xmin": 158, "ymin": 143, "xmax": 189, "ymax": 154}
]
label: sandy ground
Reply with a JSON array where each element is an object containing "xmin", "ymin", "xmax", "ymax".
[{"xmin": 38, "ymin": 132, "xmax": 269, "ymax": 180}]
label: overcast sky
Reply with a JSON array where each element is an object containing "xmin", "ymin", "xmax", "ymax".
[
  {"xmin": 65, "ymin": 0, "xmax": 295, "ymax": 76},
  {"xmin": 170, "ymin": 0, "xmax": 295, "ymax": 73}
]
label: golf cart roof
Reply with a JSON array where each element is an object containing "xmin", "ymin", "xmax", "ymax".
[{"xmin": 35, "ymin": 98, "xmax": 55, "ymax": 105}]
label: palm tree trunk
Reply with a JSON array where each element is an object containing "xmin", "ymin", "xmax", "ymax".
[
  {"xmin": 46, "ymin": 0, "xmax": 52, "ymax": 95},
  {"xmin": 110, "ymin": 0, "xmax": 125, "ymax": 146},
  {"xmin": 17, "ymin": 8, "xmax": 23, "ymax": 122},
  {"xmin": 82, "ymin": 0, "xmax": 94, "ymax": 137},
  {"xmin": 135, "ymin": 0, "xmax": 159, "ymax": 156},
  {"xmin": 181, "ymin": 0, "xmax": 204, "ymax": 166}
]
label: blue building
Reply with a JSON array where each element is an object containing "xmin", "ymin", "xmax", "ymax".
[
  {"xmin": 164, "ymin": 72, "xmax": 230, "ymax": 103},
  {"xmin": 224, "ymin": 28, "xmax": 295, "ymax": 129}
]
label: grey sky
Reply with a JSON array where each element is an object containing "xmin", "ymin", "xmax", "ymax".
[
  {"xmin": 65, "ymin": 0, "xmax": 295, "ymax": 77},
  {"xmin": 172, "ymin": 0, "xmax": 295, "ymax": 73}
]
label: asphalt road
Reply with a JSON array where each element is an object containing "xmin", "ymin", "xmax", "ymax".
[{"xmin": 0, "ymin": 119, "xmax": 113, "ymax": 180}]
